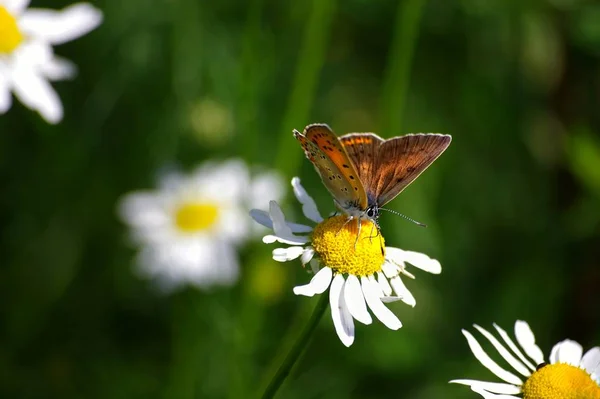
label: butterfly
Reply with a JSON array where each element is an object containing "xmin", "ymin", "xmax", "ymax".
[{"xmin": 293, "ymin": 123, "xmax": 451, "ymax": 225}]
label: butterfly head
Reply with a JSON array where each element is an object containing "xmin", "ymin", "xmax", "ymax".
[{"xmin": 365, "ymin": 204, "xmax": 379, "ymax": 221}]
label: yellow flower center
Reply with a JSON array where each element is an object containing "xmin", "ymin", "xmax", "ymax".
[
  {"xmin": 311, "ymin": 215, "xmax": 385, "ymax": 276},
  {"xmin": 522, "ymin": 363, "xmax": 600, "ymax": 399},
  {"xmin": 174, "ymin": 202, "xmax": 219, "ymax": 232},
  {"xmin": 0, "ymin": 6, "xmax": 23, "ymax": 54}
]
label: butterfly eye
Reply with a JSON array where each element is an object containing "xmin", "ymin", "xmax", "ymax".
[{"xmin": 366, "ymin": 208, "xmax": 375, "ymax": 218}]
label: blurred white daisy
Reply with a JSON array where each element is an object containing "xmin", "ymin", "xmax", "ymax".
[
  {"xmin": 250, "ymin": 177, "xmax": 441, "ymax": 347},
  {"xmin": 0, "ymin": 0, "xmax": 102, "ymax": 123},
  {"xmin": 451, "ymin": 320, "xmax": 600, "ymax": 398},
  {"xmin": 119, "ymin": 159, "xmax": 283, "ymax": 292}
]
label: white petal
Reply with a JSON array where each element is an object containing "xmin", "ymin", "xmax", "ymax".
[
  {"xmin": 550, "ymin": 339, "xmax": 583, "ymax": 366},
  {"xmin": 493, "ymin": 323, "xmax": 536, "ymax": 372},
  {"xmin": 377, "ymin": 271, "xmax": 392, "ymax": 296},
  {"xmin": 292, "ymin": 266, "xmax": 332, "ymax": 297},
  {"xmin": 330, "ymin": 274, "xmax": 354, "ymax": 347},
  {"xmin": 581, "ymin": 347, "xmax": 600, "ymax": 376},
  {"xmin": 291, "ymin": 177, "xmax": 323, "ymax": 223},
  {"xmin": 300, "ymin": 247, "xmax": 314, "ymax": 265},
  {"xmin": 0, "ymin": 71, "xmax": 12, "ymax": 113},
  {"xmin": 462, "ymin": 329, "xmax": 523, "ymax": 385},
  {"xmin": 380, "ymin": 296, "xmax": 403, "ymax": 303},
  {"xmin": 473, "ymin": 325, "xmax": 530, "ymax": 377},
  {"xmin": 135, "ymin": 236, "xmax": 240, "ymax": 291},
  {"xmin": 400, "ymin": 249, "xmax": 442, "ymax": 274},
  {"xmin": 381, "ymin": 261, "xmax": 400, "ymax": 278},
  {"xmin": 384, "ymin": 247, "xmax": 406, "ymax": 266},
  {"xmin": 117, "ymin": 192, "xmax": 168, "ymax": 228},
  {"xmin": 191, "ymin": 159, "xmax": 249, "ymax": 202},
  {"xmin": 514, "ymin": 320, "xmax": 545, "ymax": 365},
  {"xmin": 343, "ymin": 275, "xmax": 372, "ymax": 325},
  {"xmin": 268, "ymin": 201, "xmax": 309, "ymax": 244},
  {"xmin": 262, "ymin": 234, "xmax": 308, "ymax": 246},
  {"xmin": 13, "ymin": 40, "xmax": 52, "ymax": 68},
  {"xmin": 12, "ymin": 67, "xmax": 62, "ymax": 123},
  {"xmin": 249, "ymin": 209, "xmax": 312, "ymax": 233},
  {"xmin": 389, "ymin": 276, "xmax": 416, "ymax": 307},
  {"xmin": 4, "ymin": 0, "xmax": 30, "ymax": 15},
  {"xmin": 471, "ymin": 384, "xmax": 521, "ymax": 399},
  {"xmin": 249, "ymin": 209, "xmax": 272, "ymax": 228},
  {"xmin": 287, "ymin": 223, "xmax": 314, "ymax": 234},
  {"xmin": 272, "ymin": 246, "xmax": 304, "ymax": 262},
  {"xmin": 368, "ymin": 275, "xmax": 384, "ymax": 297},
  {"xmin": 19, "ymin": 3, "xmax": 103, "ymax": 45},
  {"xmin": 39, "ymin": 56, "xmax": 77, "ymax": 81},
  {"xmin": 449, "ymin": 380, "xmax": 521, "ymax": 395},
  {"xmin": 361, "ymin": 276, "xmax": 401, "ymax": 330}
]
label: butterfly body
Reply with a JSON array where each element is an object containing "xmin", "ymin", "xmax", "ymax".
[{"xmin": 294, "ymin": 124, "xmax": 451, "ymax": 224}]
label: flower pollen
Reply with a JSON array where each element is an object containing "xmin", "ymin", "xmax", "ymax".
[
  {"xmin": 311, "ymin": 215, "xmax": 385, "ymax": 276},
  {"xmin": 522, "ymin": 363, "xmax": 600, "ymax": 399},
  {"xmin": 0, "ymin": 6, "xmax": 23, "ymax": 54},
  {"xmin": 175, "ymin": 202, "xmax": 219, "ymax": 232}
]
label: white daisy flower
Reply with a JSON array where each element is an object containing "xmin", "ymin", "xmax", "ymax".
[
  {"xmin": 0, "ymin": 0, "xmax": 102, "ymax": 123},
  {"xmin": 118, "ymin": 159, "xmax": 283, "ymax": 292},
  {"xmin": 250, "ymin": 177, "xmax": 442, "ymax": 347},
  {"xmin": 451, "ymin": 320, "xmax": 600, "ymax": 398}
]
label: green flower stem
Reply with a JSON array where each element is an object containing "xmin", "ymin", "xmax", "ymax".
[
  {"xmin": 379, "ymin": 0, "xmax": 428, "ymax": 135},
  {"xmin": 260, "ymin": 293, "xmax": 329, "ymax": 399},
  {"xmin": 274, "ymin": 0, "xmax": 336, "ymax": 178},
  {"xmin": 164, "ymin": 289, "xmax": 201, "ymax": 399}
]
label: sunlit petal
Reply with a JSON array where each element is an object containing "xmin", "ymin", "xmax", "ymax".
[
  {"xmin": 39, "ymin": 56, "xmax": 76, "ymax": 80},
  {"xmin": 473, "ymin": 325, "xmax": 530, "ymax": 377},
  {"xmin": 462, "ymin": 329, "xmax": 523, "ymax": 386},
  {"xmin": 389, "ymin": 276, "xmax": 416, "ymax": 307},
  {"xmin": 449, "ymin": 380, "xmax": 521, "ymax": 395},
  {"xmin": 12, "ymin": 67, "xmax": 62, "ymax": 123},
  {"xmin": 377, "ymin": 271, "xmax": 392, "ymax": 296},
  {"xmin": 330, "ymin": 274, "xmax": 354, "ymax": 347},
  {"xmin": 4, "ymin": 0, "xmax": 30, "ymax": 15},
  {"xmin": 581, "ymin": 347, "xmax": 600, "ymax": 376},
  {"xmin": 293, "ymin": 266, "xmax": 332, "ymax": 297},
  {"xmin": 291, "ymin": 177, "xmax": 323, "ymax": 223},
  {"xmin": 300, "ymin": 247, "xmax": 314, "ymax": 265},
  {"xmin": 361, "ymin": 276, "xmax": 401, "ymax": 330},
  {"xmin": 550, "ymin": 339, "xmax": 583, "ymax": 366},
  {"xmin": 514, "ymin": 320, "xmax": 545, "ymax": 365},
  {"xmin": 19, "ymin": 3, "xmax": 103, "ymax": 45},
  {"xmin": 272, "ymin": 246, "xmax": 304, "ymax": 262},
  {"xmin": 343, "ymin": 275, "xmax": 372, "ymax": 325},
  {"xmin": 0, "ymin": 72, "xmax": 13, "ymax": 113},
  {"xmin": 493, "ymin": 323, "xmax": 536, "ymax": 373}
]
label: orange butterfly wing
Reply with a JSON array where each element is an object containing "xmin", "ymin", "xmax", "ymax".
[
  {"xmin": 294, "ymin": 124, "xmax": 368, "ymax": 211},
  {"xmin": 340, "ymin": 133, "xmax": 451, "ymax": 207}
]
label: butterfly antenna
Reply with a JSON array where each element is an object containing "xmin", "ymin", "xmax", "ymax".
[{"xmin": 379, "ymin": 208, "xmax": 427, "ymax": 228}]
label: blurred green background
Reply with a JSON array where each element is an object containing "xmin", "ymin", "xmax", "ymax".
[{"xmin": 1, "ymin": 0, "xmax": 600, "ymax": 398}]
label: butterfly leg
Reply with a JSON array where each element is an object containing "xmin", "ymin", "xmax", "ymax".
[
  {"xmin": 335, "ymin": 215, "xmax": 355, "ymax": 236},
  {"xmin": 365, "ymin": 221, "xmax": 381, "ymax": 243},
  {"xmin": 353, "ymin": 218, "xmax": 362, "ymax": 249}
]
